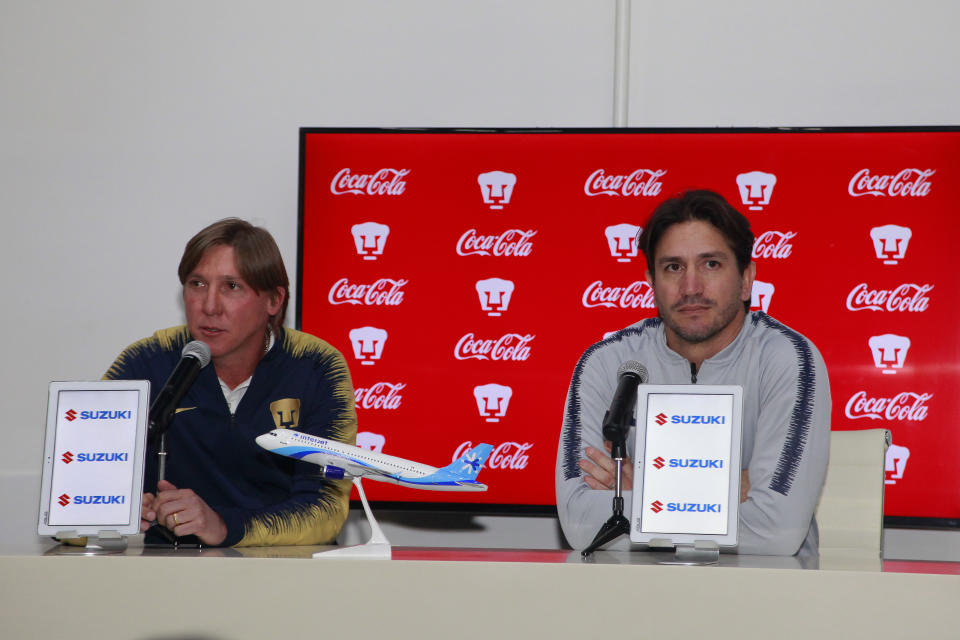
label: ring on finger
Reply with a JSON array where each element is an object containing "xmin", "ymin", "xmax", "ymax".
[{"xmin": 173, "ymin": 512, "xmax": 180, "ymax": 526}]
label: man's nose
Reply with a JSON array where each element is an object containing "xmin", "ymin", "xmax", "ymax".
[
  {"xmin": 201, "ymin": 288, "xmax": 222, "ymax": 315},
  {"xmin": 679, "ymin": 269, "xmax": 704, "ymax": 295}
]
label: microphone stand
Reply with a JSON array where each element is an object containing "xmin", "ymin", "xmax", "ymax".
[
  {"xmin": 146, "ymin": 417, "xmax": 179, "ymax": 545},
  {"xmin": 581, "ymin": 432, "xmax": 631, "ymax": 557}
]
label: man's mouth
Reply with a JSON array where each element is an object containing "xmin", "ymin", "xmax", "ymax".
[{"xmin": 199, "ymin": 326, "xmax": 225, "ymax": 335}]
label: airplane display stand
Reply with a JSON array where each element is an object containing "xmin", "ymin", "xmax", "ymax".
[{"xmin": 314, "ymin": 478, "xmax": 391, "ymax": 560}]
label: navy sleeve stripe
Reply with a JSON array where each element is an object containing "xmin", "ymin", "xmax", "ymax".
[
  {"xmin": 753, "ymin": 313, "xmax": 816, "ymax": 496},
  {"xmin": 560, "ymin": 319, "xmax": 660, "ymax": 481}
]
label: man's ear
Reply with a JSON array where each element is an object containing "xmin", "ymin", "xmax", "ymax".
[
  {"xmin": 741, "ymin": 262, "xmax": 756, "ymax": 304},
  {"xmin": 267, "ymin": 287, "xmax": 285, "ymax": 316},
  {"xmin": 645, "ymin": 269, "xmax": 655, "ymax": 288}
]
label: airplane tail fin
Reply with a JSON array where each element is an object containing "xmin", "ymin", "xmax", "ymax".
[{"xmin": 438, "ymin": 443, "xmax": 494, "ymax": 481}]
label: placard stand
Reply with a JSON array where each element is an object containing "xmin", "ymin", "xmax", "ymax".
[
  {"xmin": 658, "ymin": 540, "xmax": 720, "ymax": 566},
  {"xmin": 54, "ymin": 531, "xmax": 128, "ymax": 556},
  {"xmin": 314, "ymin": 478, "xmax": 391, "ymax": 560}
]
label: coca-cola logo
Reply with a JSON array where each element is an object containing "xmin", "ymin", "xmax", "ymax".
[
  {"xmin": 848, "ymin": 168, "xmax": 934, "ymax": 197},
  {"xmin": 354, "ymin": 382, "xmax": 405, "ymax": 410},
  {"xmin": 456, "ymin": 229, "xmax": 536, "ymax": 257},
  {"xmin": 846, "ymin": 283, "xmax": 933, "ymax": 312},
  {"xmin": 844, "ymin": 391, "xmax": 933, "ymax": 422},
  {"xmin": 328, "ymin": 278, "xmax": 407, "ymax": 306},
  {"xmin": 752, "ymin": 231, "xmax": 796, "ymax": 259},
  {"xmin": 453, "ymin": 441, "xmax": 533, "ymax": 470},
  {"xmin": 454, "ymin": 333, "xmax": 534, "ymax": 361},
  {"xmin": 582, "ymin": 280, "xmax": 655, "ymax": 309},
  {"xmin": 584, "ymin": 169, "xmax": 666, "ymax": 197},
  {"xmin": 330, "ymin": 168, "xmax": 409, "ymax": 196}
]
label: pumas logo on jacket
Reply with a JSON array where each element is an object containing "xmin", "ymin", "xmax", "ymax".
[{"xmin": 270, "ymin": 398, "xmax": 301, "ymax": 429}]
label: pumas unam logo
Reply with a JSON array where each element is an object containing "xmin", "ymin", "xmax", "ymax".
[
  {"xmin": 477, "ymin": 171, "xmax": 516, "ymax": 209},
  {"xmin": 868, "ymin": 334, "xmax": 911, "ymax": 374},
  {"xmin": 750, "ymin": 280, "xmax": 775, "ymax": 313},
  {"xmin": 870, "ymin": 224, "xmax": 912, "ymax": 265},
  {"xmin": 885, "ymin": 441, "xmax": 910, "ymax": 485},
  {"xmin": 475, "ymin": 278, "xmax": 514, "ymax": 316},
  {"xmin": 351, "ymin": 222, "xmax": 390, "ymax": 260},
  {"xmin": 473, "ymin": 383, "xmax": 513, "ymax": 422},
  {"xmin": 270, "ymin": 398, "xmax": 301, "ymax": 429},
  {"xmin": 357, "ymin": 431, "xmax": 386, "ymax": 454},
  {"xmin": 736, "ymin": 171, "xmax": 777, "ymax": 210},
  {"xmin": 349, "ymin": 326, "xmax": 388, "ymax": 366},
  {"xmin": 604, "ymin": 224, "xmax": 642, "ymax": 262}
]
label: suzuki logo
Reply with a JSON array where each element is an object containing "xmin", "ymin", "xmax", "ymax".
[
  {"xmin": 473, "ymin": 383, "xmax": 513, "ymax": 422},
  {"xmin": 652, "ymin": 456, "xmax": 666, "ymax": 469},
  {"xmin": 348, "ymin": 326, "xmax": 388, "ymax": 366},
  {"xmin": 868, "ymin": 334, "xmax": 911, "ymax": 374},
  {"xmin": 650, "ymin": 500, "xmax": 664, "ymax": 514},
  {"xmin": 885, "ymin": 442, "xmax": 910, "ymax": 485},
  {"xmin": 475, "ymin": 278, "xmax": 515, "ymax": 316},
  {"xmin": 58, "ymin": 494, "xmax": 70, "ymax": 507},
  {"xmin": 351, "ymin": 222, "xmax": 390, "ymax": 260},
  {"xmin": 736, "ymin": 171, "xmax": 777, "ymax": 210},
  {"xmin": 751, "ymin": 280, "xmax": 775, "ymax": 312},
  {"xmin": 477, "ymin": 171, "xmax": 516, "ymax": 209},
  {"xmin": 869, "ymin": 224, "xmax": 912, "ymax": 265},
  {"xmin": 65, "ymin": 409, "xmax": 77, "ymax": 422},
  {"xmin": 604, "ymin": 223, "xmax": 642, "ymax": 262},
  {"xmin": 61, "ymin": 451, "xmax": 74, "ymax": 464},
  {"xmin": 654, "ymin": 413, "xmax": 668, "ymax": 426},
  {"xmin": 357, "ymin": 431, "xmax": 386, "ymax": 454}
]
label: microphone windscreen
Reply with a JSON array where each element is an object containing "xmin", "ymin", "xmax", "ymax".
[
  {"xmin": 182, "ymin": 340, "xmax": 212, "ymax": 368},
  {"xmin": 617, "ymin": 360, "xmax": 648, "ymax": 384}
]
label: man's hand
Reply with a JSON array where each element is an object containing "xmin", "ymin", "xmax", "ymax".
[
  {"xmin": 150, "ymin": 480, "xmax": 228, "ymax": 546},
  {"xmin": 740, "ymin": 470, "xmax": 750, "ymax": 503},
  {"xmin": 140, "ymin": 491, "xmax": 156, "ymax": 532},
  {"xmin": 578, "ymin": 441, "xmax": 634, "ymax": 491}
]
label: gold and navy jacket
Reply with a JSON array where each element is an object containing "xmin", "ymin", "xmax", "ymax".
[{"xmin": 105, "ymin": 326, "xmax": 357, "ymax": 546}]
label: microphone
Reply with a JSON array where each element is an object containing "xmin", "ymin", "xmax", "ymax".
[
  {"xmin": 148, "ymin": 340, "xmax": 211, "ymax": 440},
  {"xmin": 601, "ymin": 360, "xmax": 649, "ymax": 455}
]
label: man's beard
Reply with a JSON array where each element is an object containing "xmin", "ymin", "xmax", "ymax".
[{"xmin": 660, "ymin": 294, "xmax": 744, "ymax": 344}]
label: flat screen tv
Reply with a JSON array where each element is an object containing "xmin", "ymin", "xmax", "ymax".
[{"xmin": 298, "ymin": 127, "xmax": 959, "ymax": 527}]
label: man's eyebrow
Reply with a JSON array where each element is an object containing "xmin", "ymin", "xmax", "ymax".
[{"xmin": 655, "ymin": 250, "xmax": 729, "ymax": 265}]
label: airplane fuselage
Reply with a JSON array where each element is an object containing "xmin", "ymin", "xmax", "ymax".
[{"xmin": 256, "ymin": 429, "xmax": 490, "ymax": 491}]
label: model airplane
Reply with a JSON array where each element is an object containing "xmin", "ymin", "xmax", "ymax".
[{"xmin": 256, "ymin": 429, "xmax": 493, "ymax": 491}]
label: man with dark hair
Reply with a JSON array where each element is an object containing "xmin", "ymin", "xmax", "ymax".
[
  {"xmin": 556, "ymin": 190, "xmax": 831, "ymax": 556},
  {"xmin": 105, "ymin": 218, "xmax": 356, "ymax": 546}
]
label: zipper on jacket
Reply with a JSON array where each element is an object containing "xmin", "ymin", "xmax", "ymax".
[{"xmin": 690, "ymin": 361, "xmax": 698, "ymax": 384}]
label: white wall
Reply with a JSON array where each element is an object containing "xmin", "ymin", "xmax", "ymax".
[{"xmin": 2, "ymin": 0, "xmax": 958, "ymax": 559}]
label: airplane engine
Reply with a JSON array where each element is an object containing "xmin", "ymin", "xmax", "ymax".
[{"xmin": 321, "ymin": 465, "xmax": 347, "ymax": 480}]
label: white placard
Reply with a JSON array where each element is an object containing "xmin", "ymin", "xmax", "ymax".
[
  {"xmin": 38, "ymin": 381, "xmax": 149, "ymax": 536},
  {"xmin": 630, "ymin": 385, "xmax": 742, "ymax": 547}
]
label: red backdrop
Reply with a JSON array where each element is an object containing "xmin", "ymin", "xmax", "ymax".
[{"xmin": 298, "ymin": 129, "xmax": 960, "ymax": 521}]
